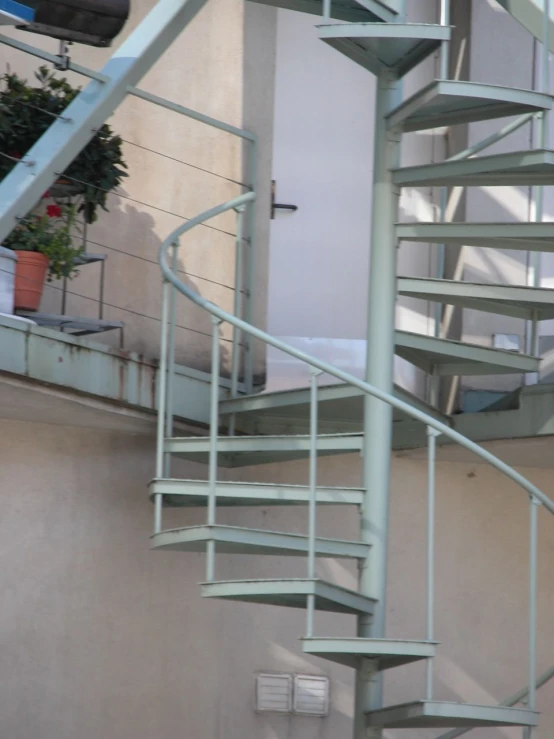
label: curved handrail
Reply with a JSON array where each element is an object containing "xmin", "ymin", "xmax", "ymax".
[{"xmin": 159, "ymin": 191, "xmax": 554, "ymax": 516}]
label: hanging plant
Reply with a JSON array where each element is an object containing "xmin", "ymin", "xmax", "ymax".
[{"xmin": 0, "ymin": 65, "xmax": 128, "ymax": 223}]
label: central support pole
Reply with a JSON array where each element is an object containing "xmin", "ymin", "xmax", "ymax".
[{"xmin": 354, "ymin": 70, "xmax": 402, "ymax": 739}]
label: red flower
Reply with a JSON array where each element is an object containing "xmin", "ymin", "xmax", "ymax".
[
  {"xmin": 46, "ymin": 204, "xmax": 62, "ymax": 218},
  {"xmin": 41, "ymin": 189, "xmax": 52, "ymax": 200}
]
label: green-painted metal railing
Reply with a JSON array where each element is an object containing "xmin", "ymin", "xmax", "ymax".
[{"xmin": 156, "ymin": 191, "xmax": 554, "ymax": 719}]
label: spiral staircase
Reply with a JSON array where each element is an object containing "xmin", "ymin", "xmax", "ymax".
[
  {"xmin": 148, "ymin": 2, "xmax": 554, "ymax": 737},
  {"xmin": 2, "ymin": 0, "xmax": 554, "ymax": 736}
]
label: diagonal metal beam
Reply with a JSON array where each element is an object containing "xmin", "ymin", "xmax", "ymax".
[{"xmin": 0, "ymin": 0, "xmax": 208, "ymax": 242}]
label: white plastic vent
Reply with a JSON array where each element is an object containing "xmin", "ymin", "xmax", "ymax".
[
  {"xmin": 256, "ymin": 673, "xmax": 293, "ymax": 713},
  {"xmin": 293, "ymin": 674, "xmax": 330, "ymax": 716}
]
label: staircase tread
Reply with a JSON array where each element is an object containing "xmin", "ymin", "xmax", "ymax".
[
  {"xmin": 318, "ymin": 22, "xmax": 449, "ymax": 77},
  {"xmin": 153, "ymin": 524, "xmax": 369, "ymax": 545},
  {"xmin": 397, "ymin": 277, "xmax": 554, "ymax": 320},
  {"xmin": 367, "ymin": 700, "xmax": 538, "ymax": 728},
  {"xmin": 150, "ymin": 478, "xmax": 365, "ymax": 492},
  {"xmin": 302, "ymin": 637, "xmax": 437, "ymax": 668},
  {"xmin": 152, "ymin": 526, "xmax": 369, "ymax": 557},
  {"xmin": 201, "ymin": 577, "xmax": 376, "ymax": 613},
  {"xmin": 387, "ymin": 79, "xmax": 552, "ymax": 132},
  {"xmin": 393, "ymin": 148, "xmax": 554, "ymax": 186}
]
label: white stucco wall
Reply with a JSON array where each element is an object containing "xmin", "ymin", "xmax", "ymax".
[{"xmin": 2, "ymin": 417, "xmax": 554, "ymax": 738}]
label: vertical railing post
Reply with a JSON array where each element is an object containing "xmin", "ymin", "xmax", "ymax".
[
  {"xmin": 426, "ymin": 426, "xmax": 439, "ymax": 699},
  {"xmin": 206, "ymin": 316, "xmax": 222, "ymax": 582},
  {"xmin": 154, "ymin": 277, "xmax": 170, "ymax": 535},
  {"xmin": 322, "ymin": 0, "xmax": 331, "ymax": 22},
  {"xmin": 243, "ymin": 139, "xmax": 257, "ymax": 395},
  {"xmin": 431, "ymin": 0, "xmax": 450, "ymax": 407},
  {"xmin": 527, "ymin": 496, "xmax": 541, "ymax": 737},
  {"xmin": 306, "ymin": 368, "xmax": 321, "ymax": 638},
  {"xmin": 526, "ymin": 0, "xmax": 550, "ymax": 379},
  {"xmin": 229, "ymin": 207, "xmax": 245, "ymax": 437},
  {"xmin": 164, "ymin": 242, "xmax": 179, "ymax": 475}
]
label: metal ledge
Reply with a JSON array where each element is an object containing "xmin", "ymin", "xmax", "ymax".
[
  {"xmin": 396, "ymin": 222, "xmax": 554, "ymax": 251},
  {"xmin": 387, "ymin": 80, "xmax": 552, "ymax": 132},
  {"xmin": 151, "ymin": 525, "xmax": 370, "ymax": 558},
  {"xmin": 366, "ymin": 701, "xmax": 538, "ymax": 729},
  {"xmin": 393, "ymin": 149, "xmax": 554, "ymax": 187},
  {"xmin": 302, "ymin": 637, "xmax": 437, "ymax": 669},
  {"xmin": 148, "ymin": 479, "xmax": 365, "ymax": 507},
  {"xmin": 318, "ymin": 23, "xmax": 449, "ymax": 77},
  {"xmin": 201, "ymin": 578, "xmax": 376, "ymax": 614},
  {"xmin": 397, "ymin": 277, "xmax": 554, "ymax": 321}
]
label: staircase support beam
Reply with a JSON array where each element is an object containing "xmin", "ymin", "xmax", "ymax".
[
  {"xmin": 355, "ymin": 70, "xmax": 402, "ymax": 739},
  {"xmin": 0, "ymin": 0, "xmax": 208, "ymax": 242}
]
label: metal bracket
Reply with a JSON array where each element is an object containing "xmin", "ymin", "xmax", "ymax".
[
  {"xmin": 427, "ymin": 426, "xmax": 442, "ymax": 438},
  {"xmin": 55, "ymin": 40, "xmax": 71, "ymax": 71}
]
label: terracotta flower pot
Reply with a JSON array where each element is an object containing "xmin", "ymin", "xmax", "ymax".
[{"xmin": 14, "ymin": 251, "xmax": 49, "ymax": 312}]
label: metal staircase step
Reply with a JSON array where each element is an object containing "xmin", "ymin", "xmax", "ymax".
[
  {"xmin": 397, "ymin": 277, "xmax": 554, "ymax": 321},
  {"xmin": 247, "ymin": 0, "xmax": 396, "ymax": 24},
  {"xmin": 164, "ymin": 433, "xmax": 363, "ymax": 467},
  {"xmin": 318, "ymin": 23, "xmax": 449, "ymax": 77},
  {"xmin": 397, "ymin": 222, "xmax": 554, "ymax": 251},
  {"xmin": 387, "ymin": 80, "xmax": 552, "ymax": 132},
  {"xmin": 151, "ymin": 525, "xmax": 370, "ymax": 558},
  {"xmin": 201, "ymin": 578, "xmax": 376, "ymax": 614},
  {"xmin": 149, "ymin": 479, "xmax": 365, "ymax": 507},
  {"xmin": 395, "ymin": 330, "xmax": 539, "ymax": 376},
  {"xmin": 393, "ymin": 149, "xmax": 554, "ymax": 187},
  {"xmin": 302, "ymin": 637, "xmax": 436, "ymax": 669},
  {"xmin": 220, "ymin": 382, "xmax": 449, "ymax": 435},
  {"xmin": 366, "ymin": 701, "xmax": 538, "ymax": 729}
]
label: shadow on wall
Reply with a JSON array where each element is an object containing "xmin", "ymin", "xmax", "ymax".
[{"xmin": 39, "ymin": 191, "xmax": 231, "ymax": 375}]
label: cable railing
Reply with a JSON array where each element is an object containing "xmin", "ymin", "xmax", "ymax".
[{"xmin": 156, "ymin": 190, "xmax": 554, "ymax": 725}]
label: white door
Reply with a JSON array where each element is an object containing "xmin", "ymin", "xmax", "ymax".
[{"xmin": 266, "ymin": 8, "xmax": 375, "ymax": 390}]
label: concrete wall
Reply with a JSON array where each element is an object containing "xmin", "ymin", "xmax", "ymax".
[
  {"xmin": 0, "ymin": 0, "xmax": 276, "ymax": 381},
  {"xmin": 2, "ymin": 417, "xmax": 554, "ymax": 738}
]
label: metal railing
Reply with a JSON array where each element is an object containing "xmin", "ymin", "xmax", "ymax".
[{"xmin": 155, "ymin": 191, "xmax": 554, "ymax": 721}]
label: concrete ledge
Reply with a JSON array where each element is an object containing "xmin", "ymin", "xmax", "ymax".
[{"xmin": 0, "ymin": 314, "xmax": 235, "ymax": 432}]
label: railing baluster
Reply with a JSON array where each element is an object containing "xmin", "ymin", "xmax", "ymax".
[
  {"xmin": 243, "ymin": 143, "xmax": 257, "ymax": 395},
  {"xmin": 229, "ymin": 207, "xmax": 245, "ymax": 437},
  {"xmin": 527, "ymin": 496, "xmax": 541, "ymax": 738},
  {"xmin": 322, "ymin": 0, "xmax": 331, "ymax": 22},
  {"xmin": 206, "ymin": 317, "xmax": 222, "ymax": 582},
  {"xmin": 154, "ymin": 278, "xmax": 170, "ymax": 535},
  {"xmin": 426, "ymin": 426, "xmax": 439, "ymax": 699},
  {"xmin": 306, "ymin": 368, "xmax": 321, "ymax": 637},
  {"xmin": 164, "ymin": 242, "xmax": 179, "ymax": 475}
]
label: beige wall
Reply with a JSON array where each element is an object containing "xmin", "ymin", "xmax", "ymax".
[
  {"xmin": 2, "ymin": 417, "xmax": 554, "ymax": 738},
  {"xmin": 0, "ymin": 0, "xmax": 276, "ymax": 382}
]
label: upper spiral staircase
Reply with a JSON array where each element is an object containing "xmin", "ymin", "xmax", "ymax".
[{"xmin": 2, "ymin": 0, "xmax": 554, "ymax": 736}]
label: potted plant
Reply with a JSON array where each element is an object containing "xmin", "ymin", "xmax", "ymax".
[
  {"xmin": 0, "ymin": 66, "xmax": 128, "ymax": 223},
  {"xmin": 3, "ymin": 203, "xmax": 83, "ymax": 311}
]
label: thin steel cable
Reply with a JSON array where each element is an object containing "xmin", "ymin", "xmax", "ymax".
[
  {"xmin": 0, "ymin": 95, "xmax": 70, "ymax": 120},
  {"xmin": 84, "ymin": 237, "xmax": 238, "ymax": 292},
  {"xmin": 0, "ymin": 263, "xmax": 240, "ymax": 344},
  {"xmin": 55, "ymin": 173, "xmax": 237, "ymax": 239},
  {"xmin": 121, "ymin": 138, "xmax": 247, "ymax": 188}
]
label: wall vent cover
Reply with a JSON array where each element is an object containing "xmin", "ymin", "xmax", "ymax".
[
  {"xmin": 293, "ymin": 674, "xmax": 329, "ymax": 716},
  {"xmin": 256, "ymin": 673, "xmax": 293, "ymax": 713}
]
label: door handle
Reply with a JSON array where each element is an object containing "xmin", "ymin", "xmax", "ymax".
[{"xmin": 271, "ymin": 180, "xmax": 298, "ymax": 219}]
